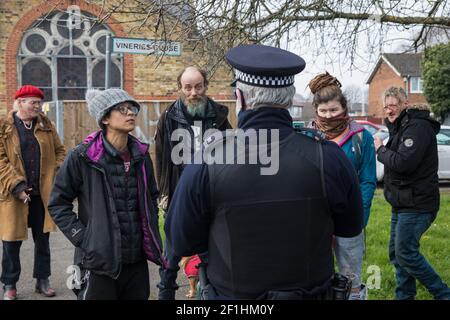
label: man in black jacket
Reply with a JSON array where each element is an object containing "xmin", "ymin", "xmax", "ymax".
[
  {"xmin": 48, "ymin": 89, "xmax": 165, "ymax": 300},
  {"xmin": 375, "ymin": 86, "xmax": 450, "ymax": 300},
  {"xmin": 155, "ymin": 66, "xmax": 231, "ymax": 299}
]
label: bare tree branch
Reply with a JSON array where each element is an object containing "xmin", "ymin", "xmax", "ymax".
[{"xmin": 91, "ymin": 0, "xmax": 450, "ymax": 74}]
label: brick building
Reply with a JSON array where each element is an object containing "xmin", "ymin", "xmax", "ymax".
[
  {"xmin": 366, "ymin": 53, "xmax": 428, "ymax": 118},
  {"xmin": 0, "ymin": 0, "xmax": 234, "ymax": 116}
]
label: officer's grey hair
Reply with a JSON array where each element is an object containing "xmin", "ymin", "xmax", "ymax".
[
  {"xmin": 383, "ymin": 86, "xmax": 407, "ymax": 106},
  {"xmin": 236, "ymin": 82, "xmax": 296, "ymax": 109}
]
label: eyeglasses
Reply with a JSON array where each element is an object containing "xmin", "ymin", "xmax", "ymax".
[
  {"xmin": 383, "ymin": 104, "xmax": 399, "ymax": 110},
  {"xmin": 112, "ymin": 103, "xmax": 139, "ymax": 116},
  {"xmin": 23, "ymin": 99, "xmax": 42, "ymax": 106}
]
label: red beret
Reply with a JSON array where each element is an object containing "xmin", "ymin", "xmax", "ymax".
[{"xmin": 14, "ymin": 85, "xmax": 44, "ymax": 100}]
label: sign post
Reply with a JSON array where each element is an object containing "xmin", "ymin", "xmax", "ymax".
[
  {"xmin": 104, "ymin": 37, "xmax": 181, "ymax": 90},
  {"xmin": 112, "ymin": 37, "xmax": 182, "ymax": 56},
  {"xmin": 105, "ymin": 34, "xmax": 111, "ymax": 89}
]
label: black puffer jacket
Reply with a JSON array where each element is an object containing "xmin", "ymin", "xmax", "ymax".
[
  {"xmin": 100, "ymin": 136, "xmax": 143, "ymax": 264},
  {"xmin": 49, "ymin": 131, "xmax": 166, "ymax": 279},
  {"xmin": 377, "ymin": 106, "xmax": 440, "ymax": 213}
]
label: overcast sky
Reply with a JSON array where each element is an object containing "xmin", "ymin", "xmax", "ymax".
[
  {"xmin": 294, "ymin": 56, "xmax": 369, "ymax": 99},
  {"xmin": 289, "ymin": 25, "xmax": 415, "ymax": 99}
]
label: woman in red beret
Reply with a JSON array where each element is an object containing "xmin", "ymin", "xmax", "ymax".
[{"xmin": 0, "ymin": 85, "xmax": 66, "ymax": 300}]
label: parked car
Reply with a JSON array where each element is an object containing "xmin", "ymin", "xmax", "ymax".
[
  {"xmin": 374, "ymin": 130, "xmax": 389, "ymax": 182},
  {"xmin": 437, "ymin": 125, "xmax": 450, "ymax": 180},
  {"xmin": 292, "ymin": 120, "xmax": 306, "ymax": 130},
  {"xmin": 375, "ymin": 125, "xmax": 450, "ymax": 182},
  {"xmin": 355, "ymin": 120, "xmax": 387, "ymax": 135}
]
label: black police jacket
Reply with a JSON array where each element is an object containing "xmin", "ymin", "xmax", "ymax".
[
  {"xmin": 165, "ymin": 107, "xmax": 363, "ymax": 299},
  {"xmin": 377, "ymin": 106, "xmax": 440, "ymax": 213},
  {"xmin": 205, "ymin": 129, "xmax": 334, "ymax": 298}
]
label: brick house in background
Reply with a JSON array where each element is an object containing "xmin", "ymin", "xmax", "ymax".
[{"xmin": 366, "ymin": 53, "xmax": 428, "ymax": 119}]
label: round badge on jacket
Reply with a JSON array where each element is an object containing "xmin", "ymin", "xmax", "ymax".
[{"xmin": 404, "ymin": 138, "xmax": 414, "ymax": 148}]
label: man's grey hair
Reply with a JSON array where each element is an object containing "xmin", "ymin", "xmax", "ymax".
[
  {"xmin": 236, "ymin": 82, "xmax": 296, "ymax": 109},
  {"xmin": 383, "ymin": 86, "xmax": 408, "ymax": 106}
]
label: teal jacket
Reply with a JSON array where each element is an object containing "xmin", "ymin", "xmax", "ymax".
[{"xmin": 338, "ymin": 121, "xmax": 377, "ymax": 227}]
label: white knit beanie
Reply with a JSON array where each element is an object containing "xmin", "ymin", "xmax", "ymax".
[{"xmin": 85, "ymin": 88, "xmax": 141, "ymax": 126}]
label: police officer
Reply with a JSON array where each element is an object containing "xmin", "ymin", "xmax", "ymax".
[{"xmin": 165, "ymin": 44, "xmax": 363, "ymax": 299}]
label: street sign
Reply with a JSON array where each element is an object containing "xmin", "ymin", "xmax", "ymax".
[{"xmin": 112, "ymin": 37, "xmax": 181, "ymax": 56}]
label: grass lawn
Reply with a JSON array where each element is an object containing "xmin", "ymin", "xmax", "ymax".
[
  {"xmin": 159, "ymin": 189, "xmax": 450, "ymax": 300},
  {"xmin": 363, "ymin": 189, "xmax": 450, "ymax": 300}
]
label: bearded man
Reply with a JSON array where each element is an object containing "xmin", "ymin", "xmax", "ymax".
[{"xmin": 154, "ymin": 66, "xmax": 231, "ymax": 299}]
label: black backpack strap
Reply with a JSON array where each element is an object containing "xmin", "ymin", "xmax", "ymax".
[{"xmin": 352, "ymin": 131, "xmax": 363, "ymax": 172}]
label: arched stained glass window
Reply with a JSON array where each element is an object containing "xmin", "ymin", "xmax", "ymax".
[
  {"xmin": 92, "ymin": 60, "xmax": 121, "ymax": 88},
  {"xmin": 18, "ymin": 10, "xmax": 122, "ymax": 101},
  {"xmin": 21, "ymin": 59, "xmax": 53, "ymax": 100}
]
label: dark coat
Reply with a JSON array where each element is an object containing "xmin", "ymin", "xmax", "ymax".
[
  {"xmin": 154, "ymin": 98, "xmax": 231, "ymax": 208},
  {"xmin": 48, "ymin": 131, "xmax": 166, "ymax": 279},
  {"xmin": 99, "ymin": 135, "xmax": 143, "ymax": 264},
  {"xmin": 165, "ymin": 107, "xmax": 363, "ymax": 299},
  {"xmin": 377, "ymin": 106, "xmax": 440, "ymax": 213}
]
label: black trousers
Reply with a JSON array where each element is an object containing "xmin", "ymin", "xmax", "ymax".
[
  {"xmin": 77, "ymin": 260, "xmax": 150, "ymax": 300},
  {"xmin": 1, "ymin": 196, "xmax": 51, "ymax": 286}
]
